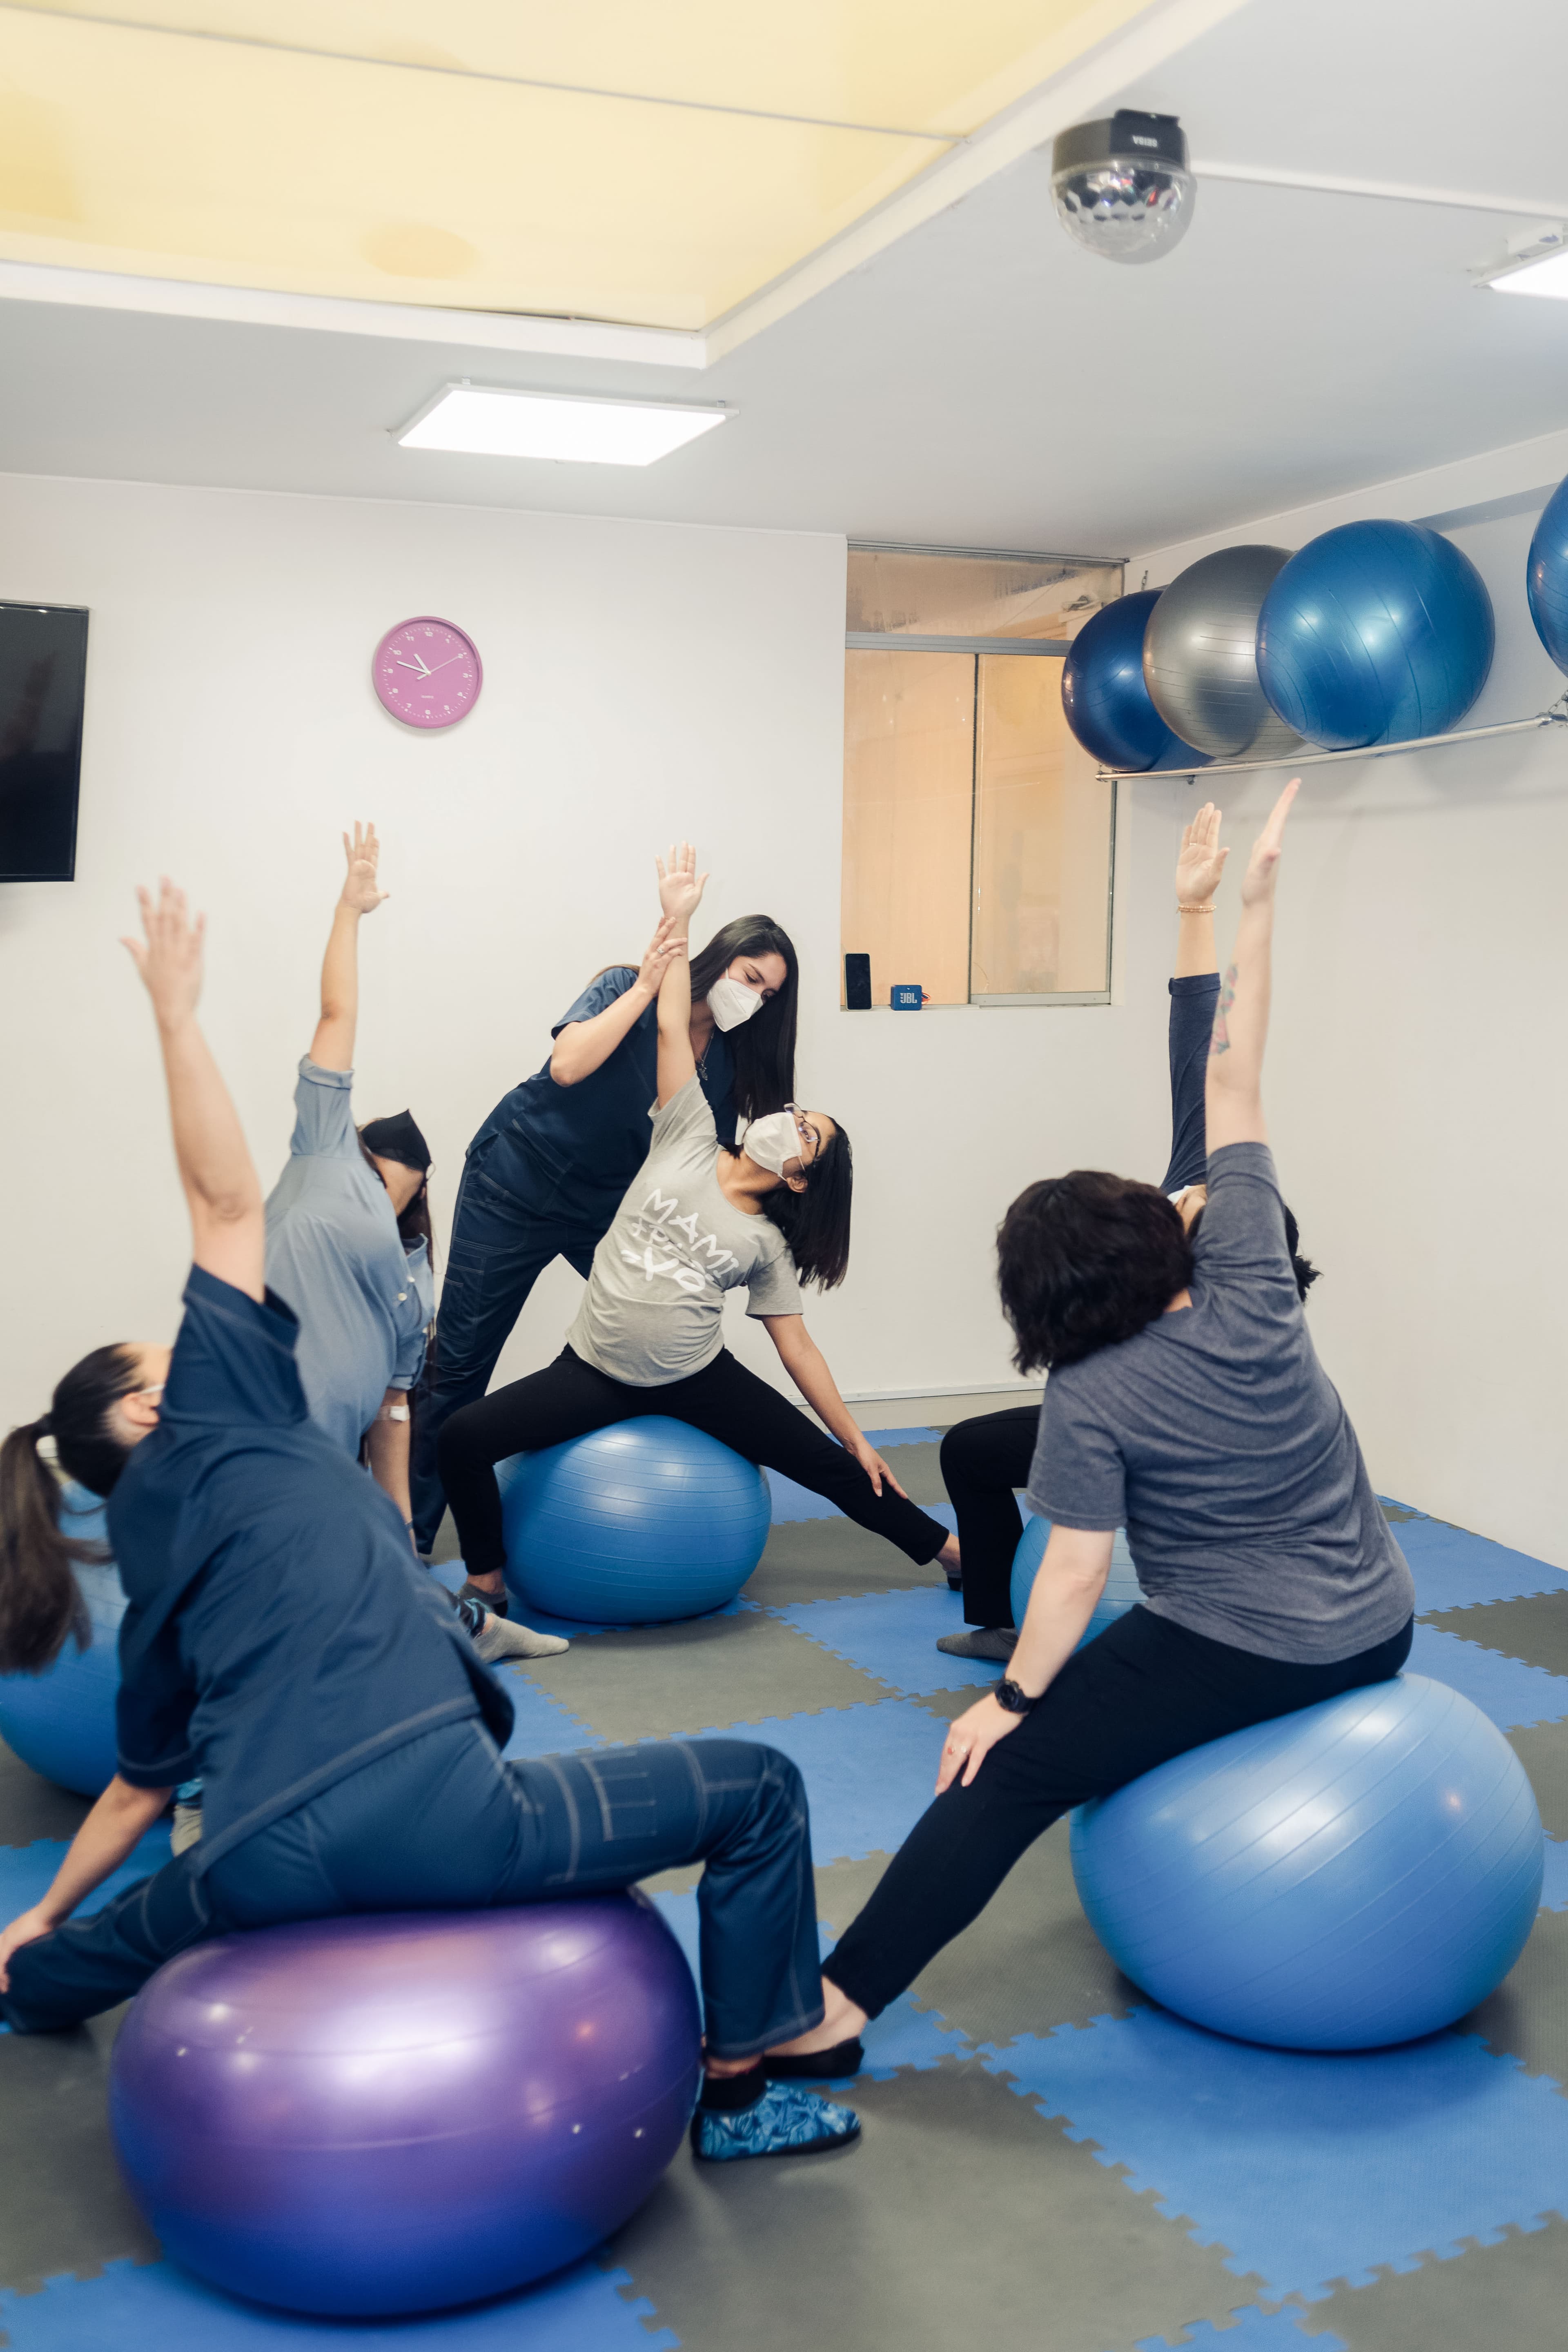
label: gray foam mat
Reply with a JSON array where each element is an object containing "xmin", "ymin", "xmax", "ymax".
[{"xmin": 515, "ymin": 1609, "xmax": 898, "ymax": 1742}]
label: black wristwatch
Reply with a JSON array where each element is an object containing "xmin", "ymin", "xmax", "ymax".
[{"xmin": 995, "ymin": 1676, "xmax": 1038, "ymax": 1716}]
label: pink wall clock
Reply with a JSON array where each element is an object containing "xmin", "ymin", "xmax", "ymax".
[{"xmin": 372, "ymin": 616, "xmax": 483, "ymax": 729}]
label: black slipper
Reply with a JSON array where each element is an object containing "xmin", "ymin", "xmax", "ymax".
[{"xmin": 763, "ymin": 2038, "xmax": 864, "ymax": 2082}]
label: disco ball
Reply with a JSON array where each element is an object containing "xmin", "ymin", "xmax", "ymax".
[{"xmin": 1051, "ymin": 112, "xmax": 1195, "ymax": 266}]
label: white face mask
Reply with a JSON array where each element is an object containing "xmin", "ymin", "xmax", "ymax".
[
  {"xmin": 743, "ymin": 1109, "xmax": 805, "ymax": 1178},
  {"xmin": 706, "ymin": 973, "xmax": 764, "ymax": 1033}
]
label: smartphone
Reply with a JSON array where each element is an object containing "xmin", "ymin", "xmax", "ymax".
[{"xmin": 844, "ymin": 952, "xmax": 872, "ymax": 1011}]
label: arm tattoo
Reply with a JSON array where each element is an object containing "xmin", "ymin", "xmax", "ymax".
[{"xmin": 1209, "ymin": 964, "xmax": 1236, "ymax": 1057}]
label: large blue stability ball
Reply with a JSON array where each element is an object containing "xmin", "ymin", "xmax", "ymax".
[
  {"xmin": 1526, "ymin": 471, "xmax": 1568, "ymax": 673},
  {"xmin": 1010, "ymin": 1518, "xmax": 1141, "ymax": 1650},
  {"xmin": 500, "ymin": 1417, "xmax": 771, "ymax": 1624},
  {"xmin": 0, "ymin": 1485, "xmax": 124, "ymax": 1795},
  {"xmin": 109, "ymin": 1897, "xmax": 702, "ymax": 2317},
  {"xmin": 1071, "ymin": 1673, "xmax": 1543, "ymax": 2050},
  {"xmin": 1061, "ymin": 592, "xmax": 1209, "ymax": 771},
  {"xmin": 1257, "ymin": 519, "xmax": 1494, "ymax": 750}
]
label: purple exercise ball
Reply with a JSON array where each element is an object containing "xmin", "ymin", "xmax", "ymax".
[{"xmin": 108, "ymin": 1898, "xmax": 702, "ymax": 2318}]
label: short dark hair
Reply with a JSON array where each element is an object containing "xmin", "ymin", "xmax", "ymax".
[
  {"xmin": 727, "ymin": 1122, "xmax": 854, "ymax": 1290},
  {"xmin": 997, "ymin": 1172, "xmax": 1194, "ymax": 1374}
]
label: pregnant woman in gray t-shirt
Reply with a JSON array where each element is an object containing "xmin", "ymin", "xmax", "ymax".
[
  {"xmin": 439, "ymin": 846, "xmax": 960, "ymax": 1608},
  {"xmin": 767, "ymin": 784, "xmax": 1419, "ymax": 2075}
]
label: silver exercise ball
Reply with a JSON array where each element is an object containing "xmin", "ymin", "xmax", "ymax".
[{"xmin": 1144, "ymin": 547, "xmax": 1305, "ymax": 762}]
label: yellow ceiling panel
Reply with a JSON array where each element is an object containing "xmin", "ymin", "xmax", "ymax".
[
  {"xmin": 19, "ymin": 0, "xmax": 1147, "ymax": 138},
  {"xmin": 0, "ymin": 10, "xmax": 948, "ymax": 326}
]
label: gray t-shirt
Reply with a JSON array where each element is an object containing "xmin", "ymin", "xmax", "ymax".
[
  {"xmin": 264, "ymin": 1060, "xmax": 434, "ymax": 1457},
  {"xmin": 568, "ymin": 1076, "xmax": 802, "ymax": 1385},
  {"xmin": 1027, "ymin": 1141, "xmax": 1414, "ymax": 1664}
]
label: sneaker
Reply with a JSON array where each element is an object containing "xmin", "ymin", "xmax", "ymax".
[
  {"xmin": 935, "ymin": 1626, "xmax": 1017, "ymax": 1663},
  {"xmin": 691, "ymin": 2082, "xmax": 861, "ymax": 2162},
  {"xmin": 459, "ymin": 1578, "xmax": 507, "ymax": 1617},
  {"xmin": 763, "ymin": 2037, "xmax": 864, "ymax": 2082},
  {"xmin": 473, "ymin": 1613, "xmax": 570, "ymax": 1663}
]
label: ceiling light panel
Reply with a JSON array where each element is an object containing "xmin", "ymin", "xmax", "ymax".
[
  {"xmin": 1489, "ymin": 252, "xmax": 1568, "ymax": 300},
  {"xmin": 2, "ymin": 0, "xmax": 1165, "ymax": 330},
  {"xmin": 23, "ymin": 0, "xmax": 1154, "ymax": 137},
  {"xmin": 397, "ymin": 385, "xmax": 728, "ymax": 466}
]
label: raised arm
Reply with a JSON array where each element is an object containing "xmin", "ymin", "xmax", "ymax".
[
  {"xmin": 122, "ymin": 880, "xmax": 265, "ymax": 1300},
  {"xmin": 310, "ymin": 822, "xmax": 388, "ymax": 1072},
  {"xmin": 550, "ymin": 918, "xmax": 685, "ymax": 1085},
  {"xmin": 1161, "ymin": 802, "xmax": 1227, "ymax": 1199},
  {"xmin": 1205, "ymin": 780, "xmax": 1298, "ymax": 1155},
  {"xmin": 654, "ymin": 840, "xmax": 708, "ymax": 1107}
]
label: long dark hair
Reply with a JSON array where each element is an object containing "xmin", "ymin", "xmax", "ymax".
[
  {"xmin": 727, "ymin": 1124, "xmax": 854, "ymax": 1290},
  {"xmin": 358, "ymin": 1138, "xmax": 437, "ymax": 1276},
  {"xmin": 0, "ymin": 1345, "xmax": 137, "ymax": 1675},
  {"xmin": 998, "ymin": 1173, "xmax": 1194, "ymax": 1374},
  {"xmin": 689, "ymin": 917, "xmax": 799, "ymax": 1121}
]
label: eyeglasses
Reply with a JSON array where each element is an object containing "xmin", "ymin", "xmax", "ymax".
[{"xmin": 785, "ymin": 1104, "xmax": 822, "ymax": 1167}]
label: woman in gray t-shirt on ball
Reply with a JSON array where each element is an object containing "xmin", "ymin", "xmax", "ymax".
[
  {"xmin": 438, "ymin": 845, "xmax": 961, "ymax": 1607},
  {"xmin": 764, "ymin": 782, "xmax": 1419, "ymax": 2080}
]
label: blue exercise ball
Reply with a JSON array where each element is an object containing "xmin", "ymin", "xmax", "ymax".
[
  {"xmin": 0, "ymin": 1484, "xmax": 124, "ymax": 1796},
  {"xmin": 1257, "ymin": 519, "xmax": 1494, "ymax": 750},
  {"xmin": 1071, "ymin": 1673, "xmax": 1542, "ymax": 2050},
  {"xmin": 499, "ymin": 1417, "xmax": 771, "ymax": 1625},
  {"xmin": 1526, "ymin": 472, "xmax": 1568, "ymax": 673},
  {"xmin": 1061, "ymin": 592, "xmax": 1210, "ymax": 771},
  {"xmin": 1010, "ymin": 1518, "xmax": 1141, "ymax": 1648}
]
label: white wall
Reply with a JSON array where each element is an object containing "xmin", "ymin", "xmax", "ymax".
[
  {"xmin": 1134, "ymin": 477, "xmax": 1568, "ymax": 1572},
  {"xmin": 0, "ymin": 471, "xmax": 1179, "ymax": 1441}
]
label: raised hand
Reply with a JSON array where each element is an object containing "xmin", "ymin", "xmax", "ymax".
[
  {"xmin": 1238, "ymin": 780, "xmax": 1299, "ymax": 906},
  {"xmin": 341, "ymin": 820, "xmax": 388, "ymax": 916},
  {"xmin": 655, "ymin": 840, "xmax": 710, "ymax": 929},
  {"xmin": 1175, "ymin": 801, "xmax": 1229, "ymax": 906},
  {"xmin": 121, "ymin": 879, "xmax": 205, "ymax": 1028},
  {"xmin": 637, "ymin": 914, "xmax": 688, "ymax": 998}
]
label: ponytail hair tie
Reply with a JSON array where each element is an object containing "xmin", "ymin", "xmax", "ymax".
[{"xmin": 35, "ymin": 1414, "xmax": 53, "ymax": 1441}]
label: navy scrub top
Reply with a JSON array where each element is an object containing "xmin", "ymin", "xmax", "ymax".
[
  {"xmin": 109, "ymin": 1266, "xmax": 512, "ymax": 1874},
  {"xmin": 472, "ymin": 966, "xmax": 738, "ymax": 1216}
]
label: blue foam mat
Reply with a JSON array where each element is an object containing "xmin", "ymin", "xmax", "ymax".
[
  {"xmin": 0, "ymin": 1824, "xmax": 172, "ymax": 1928},
  {"xmin": 1136, "ymin": 2314, "xmax": 1343, "ymax": 2352},
  {"xmin": 1407, "ymin": 1623, "xmax": 1568, "ymax": 1731},
  {"xmin": 1541, "ymin": 1835, "xmax": 1568, "ymax": 1911},
  {"xmin": 1383, "ymin": 1504, "xmax": 1566, "ymax": 1614},
  {"xmin": 982, "ymin": 2007, "xmax": 1568, "ymax": 2303},
  {"xmin": 0, "ymin": 2257, "xmax": 676, "ymax": 2349},
  {"xmin": 682, "ymin": 1702, "xmax": 945, "ymax": 1864},
  {"xmin": 768, "ymin": 1587, "xmax": 995, "ymax": 1697}
]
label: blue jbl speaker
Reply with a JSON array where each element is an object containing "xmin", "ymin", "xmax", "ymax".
[{"xmin": 891, "ymin": 983, "xmax": 924, "ymax": 1010}]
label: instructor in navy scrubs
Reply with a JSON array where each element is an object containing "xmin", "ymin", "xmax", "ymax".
[{"xmin": 409, "ymin": 854, "xmax": 800, "ymax": 1564}]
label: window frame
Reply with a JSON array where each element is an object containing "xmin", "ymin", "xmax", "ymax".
[{"xmin": 843, "ymin": 541, "xmax": 1123, "ymax": 1011}]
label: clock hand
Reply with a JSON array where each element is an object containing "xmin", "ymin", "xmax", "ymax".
[
  {"xmin": 416, "ymin": 651, "xmax": 470, "ymax": 677},
  {"xmin": 392, "ymin": 655, "xmax": 431, "ymax": 677}
]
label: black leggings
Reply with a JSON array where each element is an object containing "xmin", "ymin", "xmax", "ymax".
[
  {"xmin": 823, "ymin": 1604, "xmax": 1414, "ymax": 2020},
  {"xmin": 439, "ymin": 1344, "xmax": 951, "ymax": 1581},
  {"xmin": 940, "ymin": 1406, "xmax": 1038, "ymax": 1628}
]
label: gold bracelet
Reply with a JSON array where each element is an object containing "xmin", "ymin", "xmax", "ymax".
[{"xmin": 1177, "ymin": 902, "xmax": 1216, "ymax": 915}]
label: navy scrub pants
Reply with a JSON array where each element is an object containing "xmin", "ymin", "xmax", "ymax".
[
  {"xmin": 1, "ymin": 1722, "xmax": 823, "ymax": 2061},
  {"xmin": 410, "ymin": 1127, "xmax": 618, "ymax": 1551}
]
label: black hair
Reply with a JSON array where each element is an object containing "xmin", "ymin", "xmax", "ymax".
[
  {"xmin": 689, "ymin": 917, "xmax": 799, "ymax": 1122},
  {"xmin": 0, "ymin": 1345, "xmax": 137, "ymax": 1675},
  {"xmin": 359, "ymin": 1135, "xmax": 438, "ymax": 1276},
  {"xmin": 997, "ymin": 1172, "xmax": 1194, "ymax": 1375},
  {"xmin": 726, "ymin": 1121, "xmax": 854, "ymax": 1290}
]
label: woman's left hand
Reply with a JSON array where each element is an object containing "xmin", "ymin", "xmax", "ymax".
[
  {"xmin": 850, "ymin": 1437, "xmax": 908, "ymax": 1499},
  {"xmin": 341, "ymin": 820, "xmax": 388, "ymax": 915},
  {"xmin": 935, "ymin": 1693, "xmax": 1024, "ymax": 1793}
]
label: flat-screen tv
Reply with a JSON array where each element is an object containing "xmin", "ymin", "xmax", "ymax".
[{"xmin": 0, "ymin": 603, "xmax": 89, "ymax": 882}]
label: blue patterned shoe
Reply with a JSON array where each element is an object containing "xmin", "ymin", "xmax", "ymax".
[{"xmin": 690, "ymin": 2082, "xmax": 861, "ymax": 2162}]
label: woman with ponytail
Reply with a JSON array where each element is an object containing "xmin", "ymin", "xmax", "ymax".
[{"xmin": 0, "ymin": 875, "xmax": 866, "ymax": 2169}]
